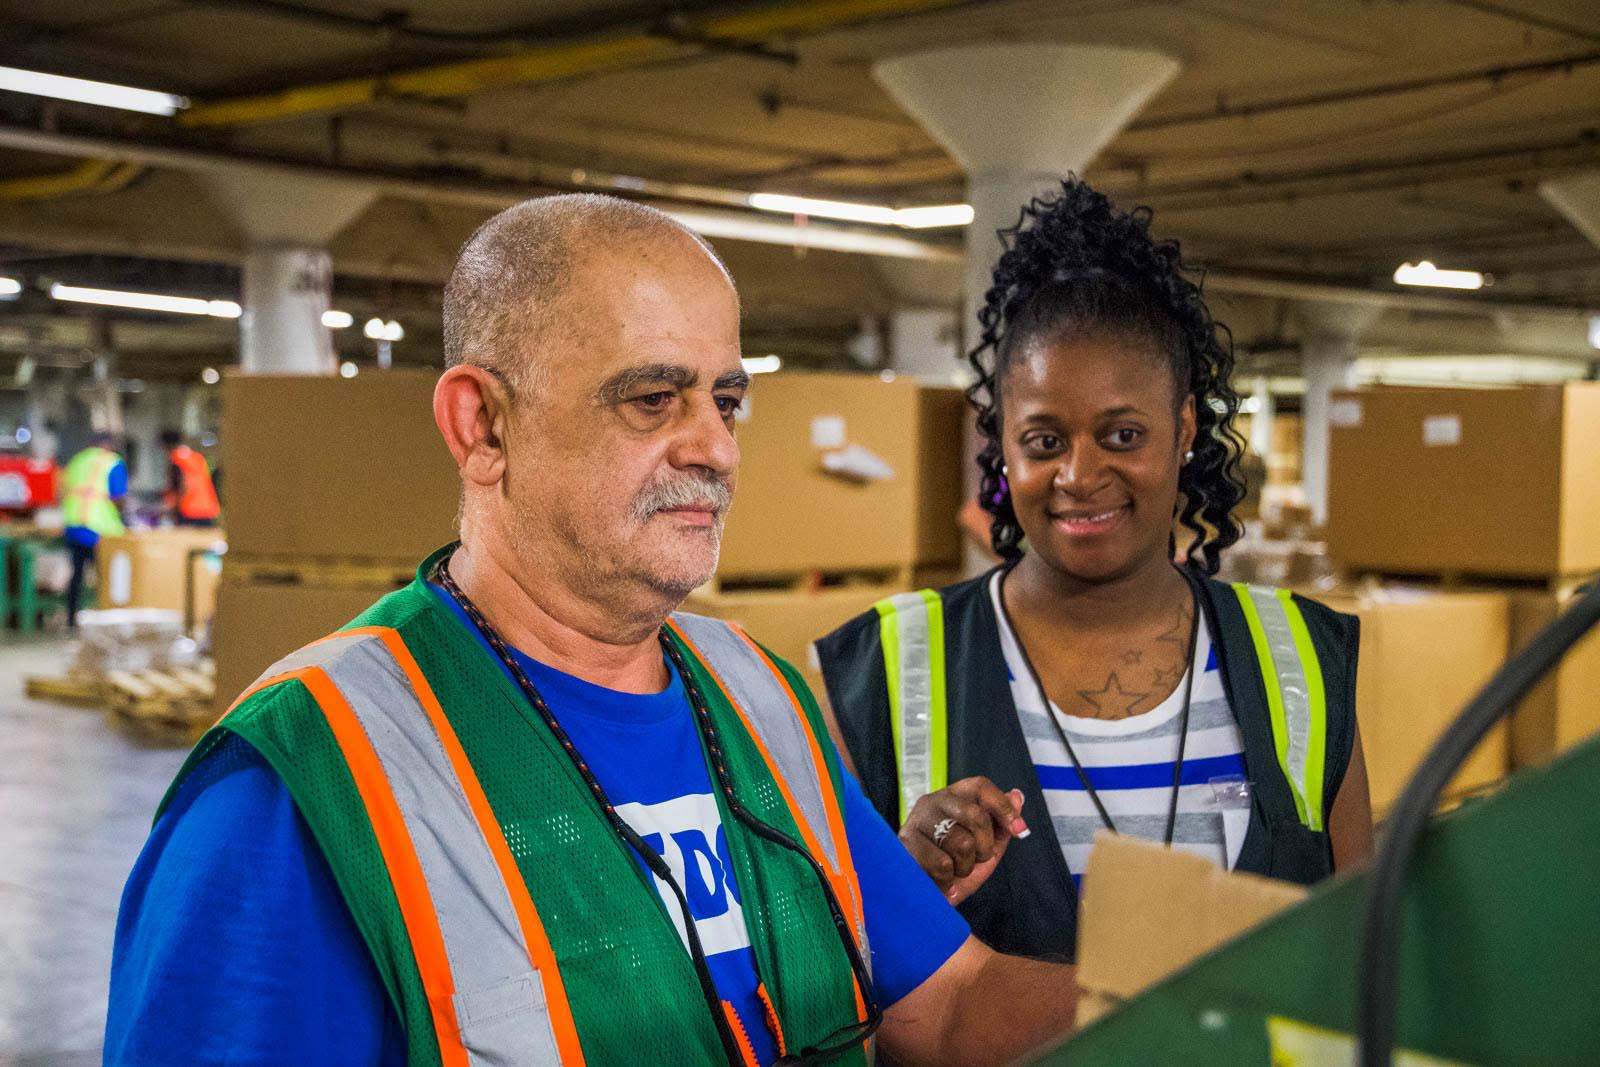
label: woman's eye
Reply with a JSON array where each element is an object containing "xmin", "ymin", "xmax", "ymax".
[
  {"xmin": 1105, "ymin": 427, "xmax": 1142, "ymax": 448},
  {"xmin": 1030, "ymin": 434, "xmax": 1062, "ymax": 452}
]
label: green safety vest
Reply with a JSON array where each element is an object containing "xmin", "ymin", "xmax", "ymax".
[
  {"xmin": 162, "ymin": 549, "xmax": 871, "ymax": 1067},
  {"xmin": 874, "ymin": 582, "xmax": 1332, "ymax": 833},
  {"xmin": 61, "ymin": 446, "xmax": 125, "ymax": 537}
]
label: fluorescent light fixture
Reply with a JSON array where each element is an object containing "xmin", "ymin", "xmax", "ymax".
[
  {"xmin": 51, "ymin": 283, "xmax": 241, "ymax": 318},
  {"xmin": 667, "ymin": 206, "xmax": 959, "ymax": 262},
  {"xmin": 892, "ymin": 204, "xmax": 975, "ymax": 229},
  {"xmin": 339, "ymin": 361, "xmax": 359, "ymax": 378},
  {"xmin": 1589, "ymin": 314, "xmax": 1600, "ymax": 351},
  {"xmin": 741, "ymin": 354, "xmax": 782, "ymax": 375},
  {"xmin": 0, "ymin": 64, "xmax": 189, "ymax": 115},
  {"xmin": 748, "ymin": 193, "xmax": 975, "ymax": 230},
  {"xmin": 1393, "ymin": 261, "xmax": 1484, "ymax": 291},
  {"xmin": 201, "ymin": 367, "xmax": 220, "ymax": 385},
  {"xmin": 1239, "ymin": 396, "xmax": 1263, "ymax": 415},
  {"xmin": 749, "ymin": 193, "xmax": 896, "ymax": 226},
  {"xmin": 363, "ymin": 317, "xmax": 403, "ymax": 341},
  {"xmin": 0, "ymin": 277, "xmax": 20, "ymax": 297},
  {"xmin": 322, "ymin": 309, "xmax": 354, "ymax": 329}
]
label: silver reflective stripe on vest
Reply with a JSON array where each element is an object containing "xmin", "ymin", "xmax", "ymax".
[
  {"xmin": 880, "ymin": 591, "xmax": 936, "ymax": 824},
  {"xmin": 1234, "ymin": 583, "xmax": 1325, "ymax": 832},
  {"xmin": 262, "ymin": 634, "xmax": 561, "ymax": 1065},
  {"xmin": 669, "ymin": 612, "xmax": 871, "ymax": 974}
]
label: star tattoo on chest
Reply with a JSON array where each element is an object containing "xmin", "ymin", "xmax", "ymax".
[{"xmin": 1075, "ymin": 672, "xmax": 1150, "ymax": 717}]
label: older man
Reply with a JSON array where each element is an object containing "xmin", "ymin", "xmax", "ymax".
[{"xmin": 106, "ymin": 195, "xmax": 1071, "ymax": 1066}]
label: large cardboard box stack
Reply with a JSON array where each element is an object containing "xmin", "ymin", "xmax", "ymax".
[
  {"xmin": 1304, "ymin": 583, "xmax": 1510, "ymax": 815},
  {"xmin": 1327, "ymin": 383, "xmax": 1600, "ymax": 578},
  {"xmin": 213, "ymin": 371, "xmax": 456, "ymax": 712},
  {"xmin": 1326, "ymin": 383, "xmax": 1600, "ymax": 773},
  {"xmin": 97, "ymin": 528, "xmax": 226, "ymax": 629},
  {"xmin": 1507, "ymin": 583, "xmax": 1600, "ymax": 770},
  {"xmin": 719, "ymin": 374, "xmax": 966, "ymax": 578}
]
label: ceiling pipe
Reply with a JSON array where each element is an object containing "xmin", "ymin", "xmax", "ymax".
[{"xmin": 176, "ymin": 0, "xmax": 976, "ymax": 128}]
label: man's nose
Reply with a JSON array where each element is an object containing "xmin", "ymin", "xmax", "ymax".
[{"xmin": 670, "ymin": 396, "xmax": 739, "ymax": 477}]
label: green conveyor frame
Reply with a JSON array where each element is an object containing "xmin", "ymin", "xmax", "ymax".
[{"xmin": 1031, "ymin": 736, "xmax": 1600, "ymax": 1065}]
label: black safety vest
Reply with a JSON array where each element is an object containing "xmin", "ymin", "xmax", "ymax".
[{"xmin": 815, "ymin": 564, "xmax": 1359, "ymax": 962}]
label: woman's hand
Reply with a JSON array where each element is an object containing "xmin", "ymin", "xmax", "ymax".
[{"xmin": 899, "ymin": 777, "xmax": 1029, "ymax": 905}]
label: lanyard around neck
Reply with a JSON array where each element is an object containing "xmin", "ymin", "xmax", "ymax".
[{"xmin": 997, "ymin": 567, "xmax": 1199, "ymax": 846}]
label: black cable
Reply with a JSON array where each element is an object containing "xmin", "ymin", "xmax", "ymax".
[{"xmin": 1357, "ymin": 578, "xmax": 1600, "ymax": 1067}]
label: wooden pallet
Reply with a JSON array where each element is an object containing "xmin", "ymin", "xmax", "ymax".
[
  {"xmin": 1345, "ymin": 569, "xmax": 1597, "ymax": 596},
  {"xmin": 26, "ymin": 664, "xmax": 217, "ymax": 746},
  {"xmin": 224, "ymin": 554, "xmax": 417, "ymax": 588},
  {"xmin": 24, "ymin": 674, "xmax": 103, "ymax": 707}
]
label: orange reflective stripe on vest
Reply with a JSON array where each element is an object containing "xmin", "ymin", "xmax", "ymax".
[
  {"xmin": 666, "ymin": 614, "xmax": 872, "ymax": 1019},
  {"xmin": 233, "ymin": 627, "xmax": 582, "ymax": 1066}
]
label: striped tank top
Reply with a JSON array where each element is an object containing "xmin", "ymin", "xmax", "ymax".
[{"xmin": 989, "ymin": 574, "xmax": 1250, "ymax": 890}]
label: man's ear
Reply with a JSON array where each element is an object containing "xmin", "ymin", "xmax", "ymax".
[{"xmin": 434, "ymin": 365, "xmax": 510, "ymax": 488}]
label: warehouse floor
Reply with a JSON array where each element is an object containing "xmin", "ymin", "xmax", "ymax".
[{"xmin": 0, "ymin": 636, "xmax": 187, "ymax": 1067}]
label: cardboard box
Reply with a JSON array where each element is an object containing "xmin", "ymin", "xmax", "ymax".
[
  {"xmin": 1307, "ymin": 584, "xmax": 1510, "ymax": 814},
  {"xmin": 97, "ymin": 528, "xmax": 226, "ymax": 628},
  {"xmin": 1327, "ymin": 384, "xmax": 1600, "ymax": 577},
  {"xmin": 720, "ymin": 374, "xmax": 966, "ymax": 577},
  {"xmin": 681, "ymin": 582, "xmax": 902, "ymax": 693},
  {"xmin": 1075, "ymin": 834, "xmax": 1305, "ymax": 1027},
  {"xmin": 1508, "ymin": 584, "xmax": 1600, "ymax": 769},
  {"xmin": 221, "ymin": 370, "xmax": 458, "ymax": 560},
  {"xmin": 212, "ymin": 577, "xmax": 399, "ymax": 715}
]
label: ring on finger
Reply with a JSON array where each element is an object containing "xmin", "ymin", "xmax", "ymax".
[{"xmin": 931, "ymin": 817, "xmax": 957, "ymax": 845}]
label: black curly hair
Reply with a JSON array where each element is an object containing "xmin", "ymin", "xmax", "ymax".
[{"xmin": 966, "ymin": 176, "xmax": 1247, "ymax": 575}]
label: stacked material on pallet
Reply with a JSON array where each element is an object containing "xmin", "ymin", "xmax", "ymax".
[{"xmin": 24, "ymin": 608, "xmax": 217, "ymax": 745}]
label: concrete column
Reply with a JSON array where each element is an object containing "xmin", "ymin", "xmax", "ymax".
[
  {"xmin": 203, "ymin": 170, "xmax": 375, "ymax": 374},
  {"xmin": 1296, "ymin": 302, "xmax": 1380, "ymax": 524},
  {"xmin": 1248, "ymin": 375, "xmax": 1275, "ymax": 459},
  {"xmin": 875, "ymin": 44, "xmax": 1180, "ymax": 353},
  {"xmin": 888, "ymin": 306, "xmax": 962, "ymax": 382},
  {"xmin": 240, "ymin": 245, "xmax": 336, "ymax": 374}
]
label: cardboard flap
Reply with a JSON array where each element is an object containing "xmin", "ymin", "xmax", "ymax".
[{"xmin": 1076, "ymin": 833, "xmax": 1306, "ymax": 1004}]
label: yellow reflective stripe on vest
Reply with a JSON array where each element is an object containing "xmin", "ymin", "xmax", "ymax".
[
  {"xmin": 873, "ymin": 590, "xmax": 949, "ymax": 825},
  {"xmin": 1231, "ymin": 583, "xmax": 1329, "ymax": 832},
  {"xmin": 667, "ymin": 613, "xmax": 871, "ymax": 979},
  {"xmin": 248, "ymin": 628, "xmax": 577, "ymax": 1066}
]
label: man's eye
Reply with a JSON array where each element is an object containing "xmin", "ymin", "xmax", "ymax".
[
  {"xmin": 633, "ymin": 391, "xmax": 673, "ymax": 410},
  {"xmin": 715, "ymin": 395, "xmax": 744, "ymax": 416}
]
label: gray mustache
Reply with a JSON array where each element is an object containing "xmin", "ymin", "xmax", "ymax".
[{"xmin": 630, "ymin": 473, "xmax": 733, "ymax": 522}]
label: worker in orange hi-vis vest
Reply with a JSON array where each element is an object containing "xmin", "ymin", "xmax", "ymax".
[{"xmin": 160, "ymin": 429, "xmax": 219, "ymax": 527}]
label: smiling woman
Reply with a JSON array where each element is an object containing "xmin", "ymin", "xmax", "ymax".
[{"xmin": 816, "ymin": 177, "xmax": 1374, "ymax": 963}]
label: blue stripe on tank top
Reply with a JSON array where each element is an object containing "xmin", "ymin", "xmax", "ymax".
[{"xmin": 1034, "ymin": 752, "xmax": 1247, "ymax": 791}]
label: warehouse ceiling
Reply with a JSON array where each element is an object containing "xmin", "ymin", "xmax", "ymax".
[{"xmin": 1, "ymin": 0, "xmax": 1598, "ymax": 380}]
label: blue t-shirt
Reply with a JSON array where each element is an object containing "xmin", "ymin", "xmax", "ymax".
[
  {"xmin": 106, "ymin": 591, "xmax": 969, "ymax": 1066},
  {"xmin": 64, "ymin": 459, "xmax": 127, "ymax": 548}
]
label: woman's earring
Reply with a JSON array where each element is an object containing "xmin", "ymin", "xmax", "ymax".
[{"xmin": 1183, "ymin": 450, "xmax": 1195, "ymax": 464}]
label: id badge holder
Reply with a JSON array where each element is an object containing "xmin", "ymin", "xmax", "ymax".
[{"xmin": 1209, "ymin": 775, "xmax": 1254, "ymax": 869}]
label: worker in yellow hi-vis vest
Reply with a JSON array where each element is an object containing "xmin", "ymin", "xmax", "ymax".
[{"xmin": 61, "ymin": 431, "xmax": 127, "ymax": 628}]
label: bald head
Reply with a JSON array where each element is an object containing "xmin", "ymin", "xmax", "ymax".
[{"xmin": 443, "ymin": 193, "xmax": 731, "ymax": 397}]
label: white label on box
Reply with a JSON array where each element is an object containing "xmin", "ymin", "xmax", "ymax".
[
  {"xmin": 810, "ymin": 415, "xmax": 846, "ymax": 449},
  {"xmin": 108, "ymin": 550, "xmax": 132, "ymax": 606},
  {"xmin": 1422, "ymin": 414, "xmax": 1461, "ymax": 447},
  {"xmin": 1327, "ymin": 399, "xmax": 1362, "ymax": 428}
]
